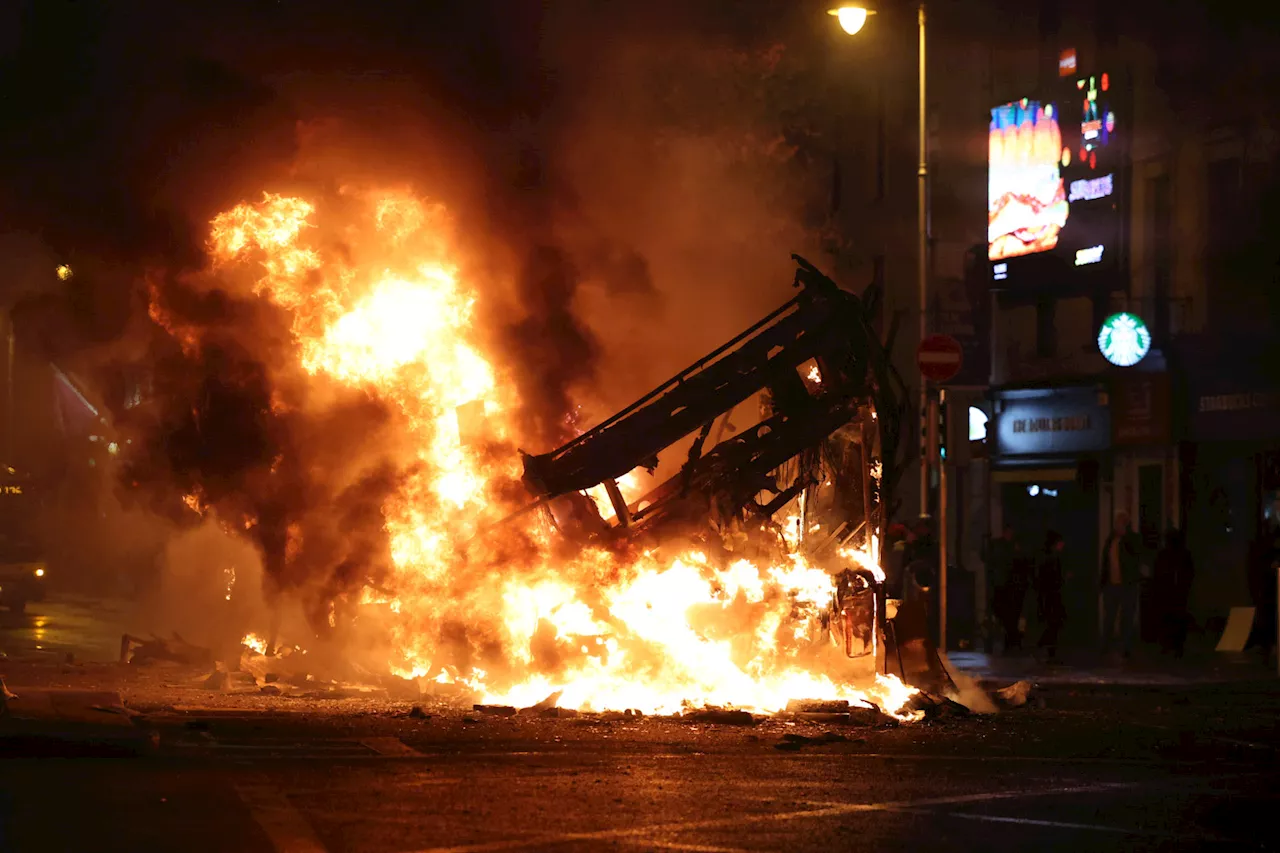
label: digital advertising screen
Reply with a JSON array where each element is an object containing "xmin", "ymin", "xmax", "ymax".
[{"xmin": 988, "ymin": 71, "xmax": 1126, "ymax": 289}]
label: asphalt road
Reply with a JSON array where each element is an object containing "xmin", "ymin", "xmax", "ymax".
[
  {"xmin": 2, "ymin": 595, "xmax": 1278, "ymax": 852},
  {"xmin": 0, "ymin": 594, "xmax": 133, "ymax": 663},
  {"xmin": 2, "ymin": 685, "xmax": 1278, "ymax": 853}
]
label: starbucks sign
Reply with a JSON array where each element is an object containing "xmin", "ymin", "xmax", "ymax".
[{"xmin": 1097, "ymin": 312, "xmax": 1151, "ymax": 367}]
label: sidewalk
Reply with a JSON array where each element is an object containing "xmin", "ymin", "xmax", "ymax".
[{"xmin": 945, "ymin": 647, "xmax": 1278, "ymax": 688}]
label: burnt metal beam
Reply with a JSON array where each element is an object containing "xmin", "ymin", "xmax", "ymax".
[{"xmin": 521, "ymin": 268, "xmax": 868, "ymax": 499}]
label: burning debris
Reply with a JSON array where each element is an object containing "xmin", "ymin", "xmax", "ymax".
[{"xmin": 104, "ymin": 187, "xmax": 965, "ymax": 722}]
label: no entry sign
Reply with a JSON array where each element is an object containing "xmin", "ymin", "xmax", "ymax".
[{"xmin": 917, "ymin": 334, "xmax": 963, "ymax": 383}]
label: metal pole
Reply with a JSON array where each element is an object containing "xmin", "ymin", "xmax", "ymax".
[
  {"xmin": 917, "ymin": 2, "xmax": 930, "ymax": 519},
  {"xmin": 939, "ymin": 389, "xmax": 948, "ymax": 652},
  {"xmin": 1276, "ymin": 564, "xmax": 1279, "ymax": 677},
  {"xmin": 5, "ymin": 312, "xmax": 13, "ymax": 464}
]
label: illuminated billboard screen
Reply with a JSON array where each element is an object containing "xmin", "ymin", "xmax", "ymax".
[{"xmin": 989, "ymin": 72, "xmax": 1125, "ymax": 288}]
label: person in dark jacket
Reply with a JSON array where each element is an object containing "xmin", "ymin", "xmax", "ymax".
[
  {"xmin": 1152, "ymin": 528, "xmax": 1195, "ymax": 658},
  {"xmin": 904, "ymin": 516, "xmax": 938, "ymax": 568},
  {"xmin": 1036, "ymin": 530, "xmax": 1067, "ymax": 663},
  {"xmin": 883, "ymin": 522, "xmax": 910, "ymax": 600},
  {"xmin": 1247, "ymin": 528, "xmax": 1280, "ymax": 662},
  {"xmin": 1100, "ymin": 511, "xmax": 1142, "ymax": 657},
  {"xmin": 989, "ymin": 524, "xmax": 1029, "ymax": 653}
]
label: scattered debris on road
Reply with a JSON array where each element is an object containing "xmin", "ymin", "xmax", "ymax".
[
  {"xmin": 120, "ymin": 633, "xmax": 214, "ymax": 667},
  {"xmin": 684, "ymin": 708, "xmax": 756, "ymax": 726},
  {"xmin": 995, "ymin": 680, "xmax": 1034, "ymax": 708},
  {"xmin": 774, "ymin": 731, "xmax": 851, "ymax": 750}
]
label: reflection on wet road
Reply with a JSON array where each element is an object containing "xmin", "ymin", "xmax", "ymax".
[{"xmin": 0, "ymin": 595, "xmax": 134, "ymax": 661}]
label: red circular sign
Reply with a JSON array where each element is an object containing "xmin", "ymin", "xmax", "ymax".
[{"xmin": 916, "ymin": 334, "xmax": 964, "ymax": 383}]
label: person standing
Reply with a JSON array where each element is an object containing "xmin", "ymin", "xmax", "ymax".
[
  {"xmin": 1247, "ymin": 528, "xmax": 1280, "ymax": 664},
  {"xmin": 989, "ymin": 525, "xmax": 1027, "ymax": 653},
  {"xmin": 904, "ymin": 516, "xmax": 937, "ymax": 568},
  {"xmin": 884, "ymin": 522, "xmax": 910, "ymax": 600},
  {"xmin": 1035, "ymin": 531, "xmax": 1067, "ymax": 664},
  {"xmin": 1152, "ymin": 528, "xmax": 1195, "ymax": 658},
  {"xmin": 1100, "ymin": 511, "xmax": 1142, "ymax": 658}
]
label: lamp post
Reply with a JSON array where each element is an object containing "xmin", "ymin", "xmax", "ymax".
[
  {"xmin": 828, "ymin": 3, "xmax": 930, "ymax": 522},
  {"xmin": 832, "ymin": 4, "xmax": 943, "ymax": 650}
]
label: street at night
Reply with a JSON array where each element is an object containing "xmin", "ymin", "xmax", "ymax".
[
  {"xmin": 2, "ymin": 595, "xmax": 1278, "ymax": 852},
  {"xmin": 4, "ymin": 1, "xmax": 1280, "ymax": 850},
  {"xmin": 3, "ymin": 681, "xmax": 1279, "ymax": 851}
]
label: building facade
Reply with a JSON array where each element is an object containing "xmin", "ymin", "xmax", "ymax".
[{"xmin": 974, "ymin": 0, "xmax": 1280, "ymax": 644}]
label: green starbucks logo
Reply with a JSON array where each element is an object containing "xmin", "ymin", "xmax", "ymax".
[{"xmin": 1097, "ymin": 312, "xmax": 1151, "ymax": 367}]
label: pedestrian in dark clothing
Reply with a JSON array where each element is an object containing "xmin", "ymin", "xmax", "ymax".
[
  {"xmin": 1247, "ymin": 527, "xmax": 1280, "ymax": 662},
  {"xmin": 884, "ymin": 523, "xmax": 910, "ymax": 599},
  {"xmin": 1100, "ymin": 511, "xmax": 1142, "ymax": 657},
  {"xmin": 1152, "ymin": 528, "xmax": 1195, "ymax": 658},
  {"xmin": 989, "ymin": 525, "xmax": 1029, "ymax": 653},
  {"xmin": 1036, "ymin": 530, "xmax": 1067, "ymax": 663},
  {"xmin": 904, "ymin": 516, "xmax": 937, "ymax": 568}
]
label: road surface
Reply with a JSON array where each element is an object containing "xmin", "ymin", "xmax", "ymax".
[
  {"xmin": 1, "ymin": 596, "xmax": 1277, "ymax": 851},
  {"xmin": 0, "ymin": 594, "xmax": 133, "ymax": 663}
]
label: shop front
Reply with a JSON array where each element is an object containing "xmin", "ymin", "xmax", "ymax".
[
  {"xmin": 1109, "ymin": 373, "xmax": 1177, "ymax": 540},
  {"xmin": 1182, "ymin": 350, "xmax": 1280, "ymax": 622},
  {"xmin": 989, "ymin": 384, "xmax": 1111, "ymax": 648},
  {"xmin": 1109, "ymin": 371, "xmax": 1176, "ymax": 640}
]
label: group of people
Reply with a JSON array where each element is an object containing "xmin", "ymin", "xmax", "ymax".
[{"xmin": 990, "ymin": 512, "xmax": 1197, "ymax": 663}]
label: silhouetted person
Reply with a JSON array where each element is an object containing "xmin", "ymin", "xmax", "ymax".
[
  {"xmin": 904, "ymin": 516, "xmax": 939, "ymax": 644},
  {"xmin": 1100, "ymin": 511, "xmax": 1142, "ymax": 658},
  {"xmin": 904, "ymin": 516, "xmax": 938, "ymax": 568},
  {"xmin": 1247, "ymin": 528, "xmax": 1279, "ymax": 663},
  {"xmin": 989, "ymin": 524, "xmax": 1028, "ymax": 653},
  {"xmin": 1152, "ymin": 528, "xmax": 1195, "ymax": 658},
  {"xmin": 1035, "ymin": 530, "xmax": 1067, "ymax": 664},
  {"xmin": 884, "ymin": 522, "xmax": 910, "ymax": 600}
]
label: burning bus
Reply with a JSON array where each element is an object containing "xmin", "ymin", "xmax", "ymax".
[{"xmin": 120, "ymin": 190, "xmax": 931, "ymax": 719}]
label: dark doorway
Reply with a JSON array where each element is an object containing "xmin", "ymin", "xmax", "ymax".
[
  {"xmin": 1138, "ymin": 464, "xmax": 1165, "ymax": 641},
  {"xmin": 1001, "ymin": 477, "xmax": 1100, "ymax": 649},
  {"xmin": 1138, "ymin": 464, "xmax": 1164, "ymax": 554}
]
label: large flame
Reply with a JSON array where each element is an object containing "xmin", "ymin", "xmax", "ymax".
[{"xmin": 189, "ymin": 189, "xmax": 917, "ymax": 720}]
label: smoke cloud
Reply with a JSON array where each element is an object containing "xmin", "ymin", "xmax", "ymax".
[{"xmin": 1, "ymin": 0, "xmax": 843, "ymax": 640}]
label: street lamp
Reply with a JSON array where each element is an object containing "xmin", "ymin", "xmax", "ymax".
[
  {"xmin": 832, "ymin": 4, "xmax": 944, "ymax": 648},
  {"xmin": 828, "ymin": 3, "xmax": 930, "ymax": 522},
  {"xmin": 826, "ymin": 5, "xmax": 874, "ymax": 35}
]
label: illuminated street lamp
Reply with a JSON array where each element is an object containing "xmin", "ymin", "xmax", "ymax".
[
  {"xmin": 829, "ymin": 2, "xmax": 929, "ymax": 514},
  {"xmin": 826, "ymin": 5, "xmax": 875, "ymax": 35},
  {"xmin": 831, "ymin": 2, "xmax": 941, "ymax": 641}
]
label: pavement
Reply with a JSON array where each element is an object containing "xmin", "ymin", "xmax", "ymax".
[
  {"xmin": 945, "ymin": 646, "xmax": 1277, "ymax": 686},
  {"xmin": 1, "ymin": 595, "xmax": 1277, "ymax": 852}
]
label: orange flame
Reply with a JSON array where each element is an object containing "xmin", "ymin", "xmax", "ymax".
[{"xmin": 190, "ymin": 189, "xmax": 918, "ymax": 720}]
